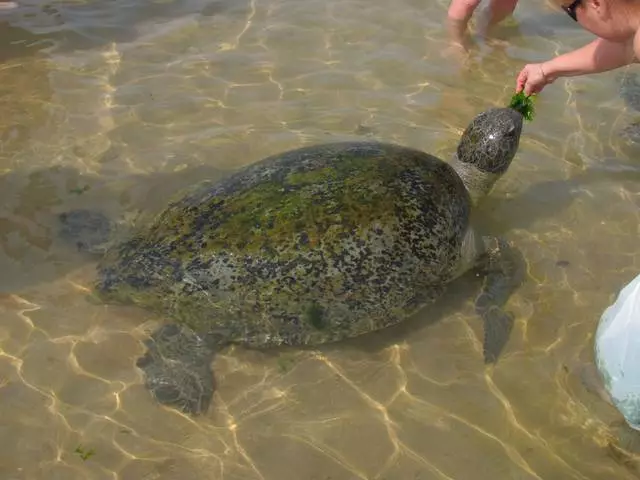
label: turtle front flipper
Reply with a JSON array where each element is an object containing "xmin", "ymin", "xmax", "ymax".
[
  {"xmin": 135, "ymin": 324, "xmax": 217, "ymax": 415},
  {"xmin": 474, "ymin": 236, "xmax": 526, "ymax": 364}
]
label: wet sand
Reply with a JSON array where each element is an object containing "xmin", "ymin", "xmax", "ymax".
[{"xmin": 1, "ymin": 0, "xmax": 640, "ymax": 478}]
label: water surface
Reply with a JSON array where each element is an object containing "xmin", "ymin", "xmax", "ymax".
[{"xmin": 1, "ymin": 0, "xmax": 640, "ymax": 478}]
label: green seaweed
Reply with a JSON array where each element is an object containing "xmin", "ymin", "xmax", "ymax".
[
  {"xmin": 508, "ymin": 92, "xmax": 536, "ymax": 122},
  {"xmin": 74, "ymin": 445, "xmax": 95, "ymax": 461}
]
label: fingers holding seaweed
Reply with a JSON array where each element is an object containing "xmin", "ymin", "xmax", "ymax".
[{"xmin": 516, "ymin": 63, "xmax": 553, "ymax": 96}]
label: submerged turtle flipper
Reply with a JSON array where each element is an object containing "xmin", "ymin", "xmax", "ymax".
[
  {"xmin": 58, "ymin": 208, "xmax": 141, "ymax": 255},
  {"xmin": 58, "ymin": 209, "xmax": 115, "ymax": 255},
  {"xmin": 136, "ymin": 324, "xmax": 217, "ymax": 415},
  {"xmin": 474, "ymin": 236, "xmax": 526, "ymax": 364}
]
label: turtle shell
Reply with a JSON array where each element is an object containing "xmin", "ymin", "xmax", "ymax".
[{"xmin": 95, "ymin": 141, "xmax": 472, "ymax": 347}]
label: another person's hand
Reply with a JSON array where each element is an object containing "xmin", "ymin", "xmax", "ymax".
[{"xmin": 515, "ymin": 63, "xmax": 554, "ymax": 95}]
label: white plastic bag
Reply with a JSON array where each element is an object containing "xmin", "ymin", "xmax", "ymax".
[{"xmin": 595, "ymin": 273, "xmax": 640, "ymax": 431}]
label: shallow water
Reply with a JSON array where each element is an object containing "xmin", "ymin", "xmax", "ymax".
[{"xmin": 1, "ymin": 0, "xmax": 640, "ymax": 478}]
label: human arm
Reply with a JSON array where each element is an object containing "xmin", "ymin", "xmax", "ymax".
[{"xmin": 516, "ymin": 37, "xmax": 638, "ymax": 95}]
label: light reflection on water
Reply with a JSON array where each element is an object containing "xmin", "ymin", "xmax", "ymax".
[{"xmin": 1, "ymin": 0, "xmax": 640, "ymax": 478}]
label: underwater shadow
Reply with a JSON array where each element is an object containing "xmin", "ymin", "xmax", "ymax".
[
  {"xmin": 0, "ymin": 162, "xmax": 228, "ymax": 294},
  {"xmin": 478, "ymin": 164, "xmax": 640, "ymax": 235}
]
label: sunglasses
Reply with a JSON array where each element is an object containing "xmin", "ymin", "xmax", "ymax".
[{"xmin": 562, "ymin": 0, "xmax": 581, "ymax": 21}]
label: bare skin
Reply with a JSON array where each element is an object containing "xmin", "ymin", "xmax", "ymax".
[
  {"xmin": 447, "ymin": 0, "xmax": 519, "ymax": 50},
  {"xmin": 516, "ymin": 0, "xmax": 640, "ymax": 95}
]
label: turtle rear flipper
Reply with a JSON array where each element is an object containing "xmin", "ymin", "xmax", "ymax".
[
  {"xmin": 474, "ymin": 236, "xmax": 526, "ymax": 364},
  {"xmin": 136, "ymin": 324, "xmax": 217, "ymax": 415},
  {"xmin": 58, "ymin": 208, "xmax": 139, "ymax": 255},
  {"xmin": 58, "ymin": 209, "xmax": 115, "ymax": 255}
]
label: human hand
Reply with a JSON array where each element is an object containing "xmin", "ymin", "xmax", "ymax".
[{"xmin": 515, "ymin": 63, "xmax": 553, "ymax": 95}]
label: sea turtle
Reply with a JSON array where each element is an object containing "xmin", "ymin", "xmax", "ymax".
[{"xmin": 59, "ymin": 106, "xmax": 526, "ymax": 415}]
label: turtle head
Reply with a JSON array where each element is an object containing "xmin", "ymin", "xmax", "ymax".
[{"xmin": 452, "ymin": 107, "xmax": 523, "ymax": 204}]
